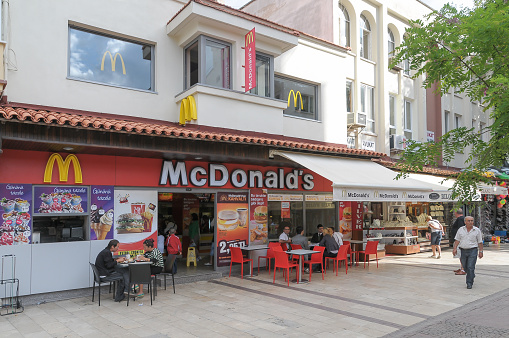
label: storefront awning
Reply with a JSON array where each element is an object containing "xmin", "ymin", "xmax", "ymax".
[{"xmin": 272, "ymin": 151, "xmax": 448, "ymax": 202}]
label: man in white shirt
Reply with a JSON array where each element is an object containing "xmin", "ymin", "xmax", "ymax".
[
  {"xmin": 452, "ymin": 216, "xmax": 483, "ymax": 289},
  {"xmin": 279, "ymin": 225, "xmax": 292, "ymax": 250}
]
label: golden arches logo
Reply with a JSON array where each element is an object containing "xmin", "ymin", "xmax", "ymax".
[
  {"xmin": 342, "ymin": 190, "xmax": 347, "ymax": 198},
  {"xmin": 179, "ymin": 95, "xmax": 197, "ymax": 126},
  {"xmin": 374, "ymin": 191, "xmax": 379, "ymax": 198},
  {"xmin": 101, "ymin": 51, "xmax": 126, "ymax": 75},
  {"xmin": 245, "ymin": 31, "xmax": 255, "ymax": 45},
  {"xmin": 43, "ymin": 154, "xmax": 83, "ymax": 184},
  {"xmin": 287, "ymin": 90, "xmax": 303, "ymax": 110},
  {"xmin": 403, "ymin": 192, "xmax": 408, "ymax": 199}
]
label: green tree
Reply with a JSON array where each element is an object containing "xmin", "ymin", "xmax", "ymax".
[{"xmin": 391, "ymin": 0, "xmax": 509, "ymax": 204}]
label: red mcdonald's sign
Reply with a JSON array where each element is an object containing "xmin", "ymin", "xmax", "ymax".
[{"xmin": 244, "ymin": 28, "xmax": 256, "ymax": 92}]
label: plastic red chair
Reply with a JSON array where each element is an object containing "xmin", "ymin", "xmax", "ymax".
[
  {"xmin": 290, "ymin": 244, "xmax": 302, "ymax": 265},
  {"xmin": 257, "ymin": 242, "xmax": 280, "ymax": 274},
  {"xmin": 281, "ymin": 243, "xmax": 289, "ymax": 251},
  {"xmin": 356, "ymin": 241, "xmax": 379, "ymax": 268},
  {"xmin": 303, "ymin": 246, "xmax": 325, "ymax": 281},
  {"xmin": 343, "ymin": 241, "xmax": 352, "ymax": 265},
  {"xmin": 325, "ymin": 244, "xmax": 349, "ymax": 275},
  {"xmin": 273, "ymin": 251, "xmax": 299, "ymax": 286},
  {"xmin": 229, "ymin": 247, "xmax": 253, "ymax": 279}
]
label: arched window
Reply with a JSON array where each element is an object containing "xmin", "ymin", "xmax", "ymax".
[
  {"xmin": 360, "ymin": 14, "xmax": 371, "ymax": 59},
  {"xmin": 388, "ymin": 28, "xmax": 395, "ymax": 57},
  {"xmin": 338, "ymin": 3, "xmax": 350, "ymax": 47}
]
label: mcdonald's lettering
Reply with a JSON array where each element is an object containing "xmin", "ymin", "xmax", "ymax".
[
  {"xmin": 43, "ymin": 154, "xmax": 83, "ymax": 184},
  {"xmin": 244, "ymin": 28, "xmax": 256, "ymax": 92},
  {"xmin": 179, "ymin": 95, "xmax": 197, "ymax": 126},
  {"xmin": 287, "ymin": 90, "xmax": 304, "ymax": 110},
  {"xmin": 101, "ymin": 51, "xmax": 126, "ymax": 75}
]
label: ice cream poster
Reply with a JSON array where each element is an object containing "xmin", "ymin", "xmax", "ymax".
[
  {"xmin": 249, "ymin": 189, "xmax": 268, "ymax": 245},
  {"xmin": 33, "ymin": 186, "xmax": 88, "ymax": 214},
  {"xmin": 114, "ymin": 190, "xmax": 157, "ymax": 252},
  {"xmin": 216, "ymin": 191, "xmax": 249, "ymax": 267},
  {"xmin": 90, "ymin": 185, "xmax": 114, "ymax": 241},
  {"xmin": 0, "ymin": 184, "xmax": 32, "ymax": 246}
]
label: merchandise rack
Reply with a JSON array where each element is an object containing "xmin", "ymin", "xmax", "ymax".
[{"xmin": 1, "ymin": 255, "xmax": 24, "ymax": 316}]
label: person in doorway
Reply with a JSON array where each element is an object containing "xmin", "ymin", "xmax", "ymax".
[
  {"xmin": 279, "ymin": 225, "xmax": 292, "ymax": 250},
  {"xmin": 318, "ymin": 228, "xmax": 339, "ymax": 273},
  {"xmin": 452, "ymin": 216, "xmax": 483, "ymax": 289},
  {"xmin": 163, "ymin": 216, "xmax": 177, "ymax": 236},
  {"xmin": 311, "ymin": 224, "xmax": 324, "ymax": 244},
  {"xmin": 189, "ymin": 213, "xmax": 201, "ymax": 260},
  {"xmin": 166, "ymin": 228, "xmax": 182, "ymax": 274},
  {"xmin": 451, "ymin": 210, "xmax": 466, "ymax": 274},
  {"xmin": 135, "ymin": 238, "xmax": 164, "ymax": 298},
  {"xmin": 157, "ymin": 230, "xmax": 166, "ymax": 255},
  {"xmin": 95, "ymin": 239, "xmax": 129, "ymax": 302},
  {"xmin": 427, "ymin": 216, "xmax": 444, "ymax": 259}
]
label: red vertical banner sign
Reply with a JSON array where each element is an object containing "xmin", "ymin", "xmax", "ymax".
[
  {"xmin": 249, "ymin": 189, "xmax": 268, "ymax": 245},
  {"xmin": 351, "ymin": 202, "xmax": 364, "ymax": 232},
  {"xmin": 216, "ymin": 192, "xmax": 249, "ymax": 267},
  {"xmin": 281, "ymin": 201, "xmax": 291, "ymax": 219},
  {"xmin": 244, "ymin": 28, "xmax": 256, "ymax": 92}
]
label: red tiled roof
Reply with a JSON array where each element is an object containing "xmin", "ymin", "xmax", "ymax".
[
  {"xmin": 374, "ymin": 157, "xmax": 461, "ymax": 177},
  {"xmin": 0, "ymin": 105, "xmax": 385, "ymax": 157}
]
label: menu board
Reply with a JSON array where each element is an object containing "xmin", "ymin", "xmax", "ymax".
[
  {"xmin": 216, "ymin": 192, "xmax": 249, "ymax": 267},
  {"xmin": 90, "ymin": 186, "xmax": 114, "ymax": 240},
  {"xmin": 33, "ymin": 186, "xmax": 88, "ymax": 214},
  {"xmin": 249, "ymin": 189, "xmax": 268, "ymax": 245},
  {"xmin": 0, "ymin": 184, "xmax": 32, "ymax": 245}
]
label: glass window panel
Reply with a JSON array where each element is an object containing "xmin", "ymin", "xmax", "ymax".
[
  {"xmin": 275, "ymin": 76, "xmax": 318, "ymax": 120},
  {"xmin": 69, "ymin": 27, "xmax": 153, "ymax": 91},
  {"xmin": 360, "ymin": 15, "xmax": 371, "ymax": 59},
  {"xmin": 445, "ymin": 110, "xmax": 450, "ymax": 133},
  {"xmin": 361, "ymin": 84, "xmax": 375, "ymax": 133},
  {"xmin": 205, "ymin": 40, "xmax": 230, "ymax": 89},
  {"xmin": 305, "ymin": 201, "xmax": 336, "ymax": 237},
  {"xmin": 268, "ymin": 201, "xmax": 303, "ymax": 240},
  {"xmin": 250, "ymin": 53, "xmax": 271, "ymax": 97},
  {"xmin": 339, "ymin": 4, "xmax": 350, "ymax": 47},
  {"xmin": 389, "ymin": 95, "xmax": 396, "ymax": 134},
  {"xmin": 185, "ymin": 41, "xmax": 199, "ymax": 88},
  {"xmin": 388, "ymin": 29, "xmax": 395, "ymax": 56},
  {"xmin": 346, "ymin": 81, "xmax": 353, "ymax": 112}
]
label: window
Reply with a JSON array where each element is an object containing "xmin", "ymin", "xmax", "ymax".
[
  {"xmin": 346, "ymin": 81, "xmax": 353, "ymax": 113},
  {"xmin": 338, "ymin": 4, "xmax": 350, "ymax": 47},
  {"xmin": 68, "ymin": 26, "xmax": 154, "ymax": 91},
  {"xmin": 185, "ymin": 36, "xmax": 231, "ymax": 89},
  {"xmin": 403, "ymin": 55, "xmax": 410, "ymax": 76},
  {"xmin": 361, "ymin": 84, "xmax": 374, "ymax": 132},
  {"xmin": 389, "ymin": 95, "xmax": 396, "ymax": 135},
  {"xmin": 444, "ymin": 110, "xmax": 450, "ymax": 133},
  {"xmin": 404, "ymin": 100, "xmax": 412, "ymax": 140},
  {"xmin": 388, "ymin": 28, "xmax": 395, "ymax": 57},
  {"xmin": 275, "ymin": 76, "xmax": 318, "ymax": 120},
  {"xmin": 480, "ymin": 122, "xmax": 487, "ymax": 142},
  {"xmin": 249, "ymin": 53, "xmax": 273, "ymax": 97},
  {"xmin": 360, "ymin": 15, "xmax": 371, "ymax": 60},
  {"xmin": 454, "ymin": 114, "xmax": 462, "ymax": 129}
]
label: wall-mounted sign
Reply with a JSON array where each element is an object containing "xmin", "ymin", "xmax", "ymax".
[
  {"xmin": 43, "ymin": 153, "xmax": 83, "ymax": 184},
  {"xmin": 90, "ymin": 186, "xmax": 114, "ymax": 241},
  {"xmin": 249, "ymin": 189, "xmax": 268, "ymax": 245},
  {"xmin": 268, "ymin": 194, "xmax": 304, "ymax": 202},
  {"xmin": 427, "ymin": 131, "xmax": 435, "ymax": 142},
  {"xmin": 0, "ymin": 184, "xmax": 32, "ymax": 245},
  {"xmin": 244, "ymin": 28, "xmax": 256, "ymax": 92},
  {"xmin": 361, "ymin": 140, "xmax": 376, "ymax": 151},
  {"xmin": 281, "ymin": 201, "xmax": 291, "ymax": 218},
  {"xmin": 33, "ymin": 186, "xmax": 88, "ymax": 214}
]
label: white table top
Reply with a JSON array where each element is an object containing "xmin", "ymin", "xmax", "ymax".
[
  {"xmin": 286, "ymin": 249, "xmax": 320, "ymax": 255},
  {"xmin": 241, "ymin": 245, "xmax": 269, "ymax": 251}
]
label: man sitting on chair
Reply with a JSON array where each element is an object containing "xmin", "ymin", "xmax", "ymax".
[{"xmin": 95, "ymin": 239, "xmax": 129, "ymax": 302}]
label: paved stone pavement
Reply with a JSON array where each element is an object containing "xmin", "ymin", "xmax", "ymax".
[{"xmin": 1, "ymin": 244, "xmax": 509, "ymax": 337}]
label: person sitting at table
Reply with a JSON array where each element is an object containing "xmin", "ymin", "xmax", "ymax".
[
  {"xmin": 332, "ymin": 228, "xmax": 344, "ymax": 247},
  {"xmin": 311, "ymin": 224, "xmax": 324, "ymax": 244},
  {"xmin": 135, "ymin": 238, "xmax": 164, "ymax": 298},
  {"xmin": 95, "ymin": 239, "xmax": 129, "ymax": 302},
  {"xmin": 279, "ymin": 225, "xmax": 292, "ymax": 249},
  {"xmin": 317, "ymin": 228, "xmax": 339, "ymax": 272},
  {"xmin": 292, "ymin": 226, "xmax": 309, "ymax": 250}
]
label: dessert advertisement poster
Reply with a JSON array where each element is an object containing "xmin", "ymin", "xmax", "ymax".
[
  {"xmin": 33, "ymin": 186, "xmax": 88, "ymax": 214},
  {"xmin": 0, "ymin": 184, "xmax": 32, "ymax": 246},
  {"xmin": 90, "ymin": 185, "xmax": 114, "ymax": 241},
  {"xmin": 249, "ymin": 189, "xmax": 268, "ymax": 245},
  {"xmin": 216, "ymin": 191, "xmax": 249, "ymax": 267},
  {"xmin": 114, "ymin": 189, "xmax": 157, "ymax": 254}
]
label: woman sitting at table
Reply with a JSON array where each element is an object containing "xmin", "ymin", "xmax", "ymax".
[
  {"xmin": 318, "ymin": 227, "xmax": 339, "ymax": 272},
  {"xmin": 136, "ymin": 238, "xmax": 164, "ymax": 298}
]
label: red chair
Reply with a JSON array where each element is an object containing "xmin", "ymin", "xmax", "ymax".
[
  {"xmin": 356, "ymin": 241, "xmax": 379, "ymax": 268},
  {"xmin": 257, "ymin": 242, "xmax": 280, "ymax": 274},
  {"xmin": 281, "ymin": 243, "xmax": 289, "ymax": 251},
  {"xmin": 343, "ymin": 241, "xmax": 352, "ymax": 266},
  {"xmin": 303, "ymin": 246, "xmax": 325, "ymax": 281},
  {"xmin": 290, "ymin": 244, "xmax": 302, "ymax": 265},
  {"xmin": 273, "ymin": 251, "xmax": 299, "ymax": 286},
  {"xmin": 229, "ymin": 247, "xmax": 253, "ymax": 279},
  {"xmin": 325, "ymin": 244, "xmax": 349, "ymax": 275}
]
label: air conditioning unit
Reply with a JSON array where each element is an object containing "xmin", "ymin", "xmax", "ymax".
[
  {"xmin": 388, "ymin": 57, "xmax": 403, "ymax": 71},
  {"xmin": 347, "ymin": 112, "xmax": 367, "ymax": 127},
  {"xmin": 390, "ymin": 134, "xmax": 406, "ymax": 151}
]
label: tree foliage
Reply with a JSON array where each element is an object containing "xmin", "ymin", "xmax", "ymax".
[{"xmin": 391, "ymin": 0, "xmax": 509, "ymax": 204}]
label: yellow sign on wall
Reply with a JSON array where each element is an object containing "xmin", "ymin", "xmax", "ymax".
[
  {"xmin": 101, "ymin": 51, "xmax": 126, "ymax": 74},
  {"xmin": 43, "ymin": 154, "xmax": 83, "ymax": 184}
]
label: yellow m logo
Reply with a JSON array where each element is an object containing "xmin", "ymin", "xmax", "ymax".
[
  {"xmin": 246, "ymin": 32, "xmax": 255, "ymax": 45},
  {"xmin": 403, "ymin": 192, "xmax": 408, "ymax": 199},
  {"xmin": 101, "ymin": 51, "xmax": 126, "ymax": 75},
  {"xmin": 43, "ymin": 154, "xmax": 83, "ymax": 184},
  {"xmin": 374, "ymin": 191, "xmax": 379, "ymax": 198},
  {"xmin": 342, "ymin": 190, "xmax": 347, "ymax": 198},
  {"xmin": 287, "ymin": 90, "xmax": 303, "ymax": 110},
  {"xmin": 179, "ymin": 95, "xmax": 197, "ymax": 126}
]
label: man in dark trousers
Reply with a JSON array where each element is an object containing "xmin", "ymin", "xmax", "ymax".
[
  {"xmin": 452, "ymin": 216, "xmax": 483, "ymax": 289},
  {"xmin": 95, "ymin": 240, "xmax": 129, "ymax": 302},
  {"xmin": 451, "ymin": 210, "xmax": 465, "ymax": 274},
  {"xmin": 311, "ymin": 224, "xmax": 324, "ymax": 244}
]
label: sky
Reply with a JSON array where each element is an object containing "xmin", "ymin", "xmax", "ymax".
[{"xmin": 223, "ymin": 0, "xmax": 476, "ymax": 10}]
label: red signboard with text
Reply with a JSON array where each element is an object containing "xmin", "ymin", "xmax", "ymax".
[
  {"xmin": 244, "ymin": 28, "xmax": 256, "ymax": 92},
  {"xmin": 339, "ymin": 201, "xmax": 363, "ymax": 240}
]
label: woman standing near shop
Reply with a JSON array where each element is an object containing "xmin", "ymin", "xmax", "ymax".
[
  {"xmin": 136, "ymin": 238, "xmax": 164, "ymax": 298},
  {"xmin": 427, "ymin": 216, "xmax": 444, "ymax": 259}
]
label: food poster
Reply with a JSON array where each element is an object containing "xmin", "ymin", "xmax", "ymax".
[
  {"xmin": 182, "ymin": 196, "xmax": 199, "ymax": 236},
  {"xmin": 114, "ymin": 190, "xmax": 157, "ymax": 255},
  {"xmin": 339, "ymin": 201, "xmax": 353, "ymax": 240},
  {"xmin": 281, "ymin": 201, "xmax": 291, "ymax": 218},
  {"xmin": 249, "ymin": 189, "xmax": 268, "ymax": 245},
  {"xmin": 90, "ymin": 186, "xmax": 114, "ymax": 240},
  {"xmin": 216, "ymin": 191, "xmax": 249, "ymax": 267},
  {"xmin": 33, "ymin": 186, "xmax": 88, "ymax": 214},
  {"xmin": 0, "ymin": 184, "xmax": 32, "ymax": 245}
]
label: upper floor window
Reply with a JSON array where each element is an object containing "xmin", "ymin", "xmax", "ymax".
[
  {"xmin": 249, "ymin": 53, "xmax": 274, "ymax": 97},
  {"xmin": 275, "ymin": 76, "xmax": 318, "ymax": 120},
  {"xmin": 444, "ymin": 110, "xmax": 450, "ymax": 133},
  {"xmin": 403, "ymin": 35, "xmax": 410, "ymax": 76},
  {"xmin": 346, "ymin": 81, "xmax": 353, "ymax": 113},
  {"xmin": 480, "ymin": 122, "xmax": 487, "ymax": 142},
  {"xmin": 338, "ymin": 4, "xmax": 350, "ymax": 48},
  {"xmin": 361, "ymin": 84, "xmax": 374, "ymax": 132},
  {"xmin": 389, "ymin": 95, "xmax": 396, "ymax": 135},
  {"xmin": 185, "ymin": 36, "xmax": 231, "ymax": 89},
  {"xmin": 68, "ymin": 26, "xmax": 154, "ymax": 91},
  {"xmin": 454, "ymin": 114, "xmax": 462, "ymax": 129},
  {"xmin": 404, "ymin": 100, "xmax": 412, "ymax": 140},
  {"xmin": 388, "ymin": 28, "xmax": 395, "ymax": 57},
  {"xmin": 360, "ymin": 15, "xmax": 371, "ymax": 60}
]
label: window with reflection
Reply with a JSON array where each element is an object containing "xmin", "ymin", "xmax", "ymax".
[
  {"xmin": 404, "ymin": 100, "xmax": 413, "ymax": 140},
  {"xmin": 361, "ymin": 84, "xmax": 375, "ymax": 132},
  {"xmin": 275, "ymin": 76, "xmax": 318, "ymax": 120},
  {"xmin": 268, "ymin": 200, "xmax": 303, "ymax": 240},
  {"xmin": 338, "ymin": 4, "xmax": 350, "ymax": 47},
  {"xmin": 346, "ymin": 81, "xmax": 353, "ymax": 113},
  {"xmin": 68, "ymin": 26, "xmax": 154, "ymax": 91},
  {"xmin": 360, "ymin": 15, "xmax": 371, "ymax": 60},
  {"xmin": 388, "ymin": 28, "xmax": 395, "ymax": 57},
  {"xmin": 249, "ymin": 53, "xmax": 273, "ymax": 97},
  {"xmin": 304, "ymin": 201, "xmax": 336, "ymax": 237},
  {"xmin": 389, "ymin": 95, "xmax": 396, "ymax": 135}
]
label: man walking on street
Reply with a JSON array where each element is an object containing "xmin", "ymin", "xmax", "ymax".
[{"xmin": 452, "ymin": 216, "xmax": 483, "ymax": 289}]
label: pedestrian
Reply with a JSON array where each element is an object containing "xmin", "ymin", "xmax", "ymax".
[
  {"xmin": 205, "ymin": 216, "xmax": 216, "ymax": 267},
  {"xmin": 166, "ymin": 228, "xmax": 182, "ymax": 274},
  {"xmin": 452, "ymin": 216, "xmax": 483, "ymax": 289},
  {"xmin": 451, "ymin": 210, "xmax": 466, "ymax": 274},
  {"xmin": 427, "ymin": 215, "xmax": 444, "ymax": 259}
]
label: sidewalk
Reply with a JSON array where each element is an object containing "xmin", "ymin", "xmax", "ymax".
[{"xmin": 1, "ymin": 244, "xmax": 508, "ymax": 337}]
